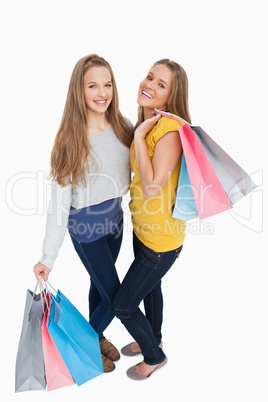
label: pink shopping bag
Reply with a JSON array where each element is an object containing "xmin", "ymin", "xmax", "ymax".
[
  {"xmin": 41, "ymin": 293, "xmax": 75, "ymax": 392},
  {"xmin": 178, "ymin": 124, "xmax": 233, "ymax": 219}
]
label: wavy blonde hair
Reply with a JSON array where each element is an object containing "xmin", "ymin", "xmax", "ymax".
[
  {"xmin": 50, "ymin": 54, "xmax": 133, "ymax": 187},
  {"xmin": 137, "ymin": 58, "xmax": 191, "ymax": 126}
]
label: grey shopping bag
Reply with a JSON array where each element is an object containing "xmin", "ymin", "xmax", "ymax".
[
  {"xmin": 191, "ymin": 126, "xmax": 257, "ymax": 204},
  {"xmin": 15, "ymin": 282, "xmax": 46, "ymax": 392}
]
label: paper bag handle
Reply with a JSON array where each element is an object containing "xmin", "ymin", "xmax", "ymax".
[{"xmin": 155, "ymin": 109, "xmax": 189, "ymax": 126}]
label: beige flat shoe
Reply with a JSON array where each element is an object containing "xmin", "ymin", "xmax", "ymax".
[
  {"xmin": 127, "ymin": 357, "xmax": 168, "ymax": 380},
  {"xmin": 121, "ymin": 341, "xmax": 163, "ymax": 357}
]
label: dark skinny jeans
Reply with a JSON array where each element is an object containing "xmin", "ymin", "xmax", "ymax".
[
  {"xmin": 114, "ymin": 232, "xmax": 182, "ymax": 365},
  {"xmin": 71, "ymin": 219, "xmax": 123, "ymax": 340}
]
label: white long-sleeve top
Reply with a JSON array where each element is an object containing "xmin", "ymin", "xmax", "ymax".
[{"xmin": 39, "ymin": 126, "xmax": 131, "ymax": 270}]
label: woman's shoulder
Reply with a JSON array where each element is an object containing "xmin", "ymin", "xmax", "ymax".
[
  {"xmin": 151, "ymin": 116, "xmax": 180, "ymax": 143},
  {"xmin": 157, "ymin": 115, "xmax": 180, "ymax": 131},
  {"xmin": 124, "ymin": 116, "xmax": 134, "ymax": 131}
]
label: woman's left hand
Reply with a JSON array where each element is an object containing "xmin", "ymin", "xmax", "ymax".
[{"xmin": 134, "ymin": 113, "xmax": 161, "ymax": 140}]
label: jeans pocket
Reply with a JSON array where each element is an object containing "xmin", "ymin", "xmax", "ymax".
[
  {"xmin": 175, "ymin": 245, "xmax": 183, "ymax": 259},
  {"xmin": 170, "ymin": 245, "xmax": 183, "ymax": 266},
  {"xmin": 139, "ymin": 243, "xmax": 161, "ymax": 262}
]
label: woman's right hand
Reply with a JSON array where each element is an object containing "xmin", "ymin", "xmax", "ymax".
[
  {"xmin": 134, "ymin": 113, "xmax": 161, "ymax": 140},
  {"xmin": 34, "ymin": 262, "xmax": 51, "ymax": 281}
]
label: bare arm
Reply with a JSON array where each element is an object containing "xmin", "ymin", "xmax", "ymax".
[{"xmin": 134, "ymin": 115, "xmax": 182, "ymax": 198}]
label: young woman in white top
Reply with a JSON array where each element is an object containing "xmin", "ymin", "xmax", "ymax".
[{"xmin": 34, "ymin": 54, "xmax": 133, "ymax": 372}]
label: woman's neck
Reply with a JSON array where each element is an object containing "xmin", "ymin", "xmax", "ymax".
[
  {"xmin": 86, "ymin": 111, "xmax": 112, "ymax": 137},
  {"xmin": 143, "ymin": 107, "xmax": 155, "ymax": 121}
]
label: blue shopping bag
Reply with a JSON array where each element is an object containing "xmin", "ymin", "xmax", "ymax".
[
  {"xmin": 47, "ymin": 289, "xmax": 103, "ymax": 386},
  {"xmin": 172, "ymin": 153, "xmax": 199, "ymax": 221}
]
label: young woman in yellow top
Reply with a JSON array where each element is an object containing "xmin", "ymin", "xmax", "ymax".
[{"xmin": 114, "ymin": 59, "xmax": 191, "ymax": 379}]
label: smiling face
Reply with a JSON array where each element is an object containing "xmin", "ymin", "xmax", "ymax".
[
  {"xmin": 83, "ymin": 66, "xmax": 113, "ymax": 116},
  {"xmin": 137, "ymin": 64, "xmax": 173, "ymax": 118}
]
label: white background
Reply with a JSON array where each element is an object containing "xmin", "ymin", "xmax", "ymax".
[{"xmin": 1, "ymin": 0, "xmax": 267, "ymax": 401}]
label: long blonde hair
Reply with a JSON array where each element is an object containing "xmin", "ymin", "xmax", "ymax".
[
  {"xmin": 50, "ymin": 54, "xmax": 133, "ymax": 187},
  {"xmin": 137, "ymin": 58, "xmax": 191, "ymax": 126}
]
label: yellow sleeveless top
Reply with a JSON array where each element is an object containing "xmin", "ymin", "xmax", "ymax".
[{"xmin": 129, "ymin": 116, "xmax": 186, "ymax": 252}]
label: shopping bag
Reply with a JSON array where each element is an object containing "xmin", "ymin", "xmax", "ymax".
[
  {"xmin": 47, "ymin": 288, "xmax": 103, "ymax": 386},
  {"xmin": 190, "ymin": 126, "xmax": 257, "ymax": 204},
  {"xmin": 173, "ymin": 153, "xmax": 199, "ymax": 220},
  {"xmin": 41, "ymin": 292, "xmax": 75, "ymax": 391},
  {"xmin": 15, "ymin": 282, "xmax": 46, "ymax": 392},
  {"xmin": 178, "ymin": 123, "xmax": 233, "ymax": 219},
  {"xmin": 156, "ymin": 110, "xmax": 256, "ymax": 220}
]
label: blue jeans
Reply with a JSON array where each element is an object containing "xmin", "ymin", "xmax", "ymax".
[
  {"xmin": 71, "ymin": 218, "xmax": 123, "ymax": 340},
  {"xmin": 114, "ymin": 232, "xmax": 182, "ymax": 365},
  {"xmin": 133, "ymin": 238, "xmax": 164, "ymax": 345}
]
